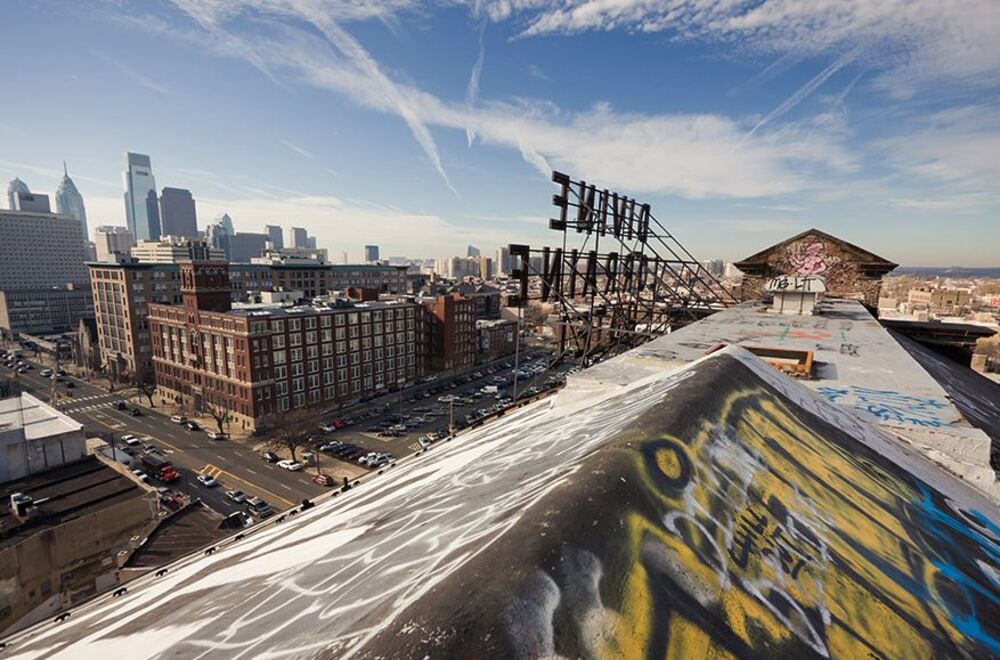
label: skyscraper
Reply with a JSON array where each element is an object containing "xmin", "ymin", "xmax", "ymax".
[
  {"xmin": 6, "ymin": 178, "xmax": 29, "ymax": 210},
  {"xmin": 205, "ymin": 220, "xmax": 231, "ymax": 260},
  {"xmin": 365, "ymin": 245, "xmax": 380, "ymax": 262},
  {"xmin": 467, "ymin": 245, "xmax": 480, "ymax": 257},
  {"xmin": 123, "ymin": 152, "xmax": 159, "ymax": 240},
  {"xmin": 55, "ymin": 163, "xmax": 88, "ymax": 243},
  {"xmin": 290, "ymin": 226, "xmax": 308, "ymax": 248},
  {"xmin": 218, "ymin": 213, "xmax": 235, "ymax": 235},
  {"xmin": 158, "ymin": 187, "xmax": 198, "ymax": 236},
  {"xmin": 495, "ymin": 246, "xmax": 511, "ymax": 276},
  {"xmin": 265, "ymin": 224, "xmax": 283, "ymax": 248}
]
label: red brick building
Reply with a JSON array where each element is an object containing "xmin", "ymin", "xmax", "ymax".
[
  {"xmin": 424, "ymin": 292, "xmax": 476, "ymax": 372},
  {"xmin": 149, "ymin": 262, "xmax": 420, "ymax": 431},
  {"xmin": 477, "ymin": 319, "xmax": 517, "ymax": 359}
]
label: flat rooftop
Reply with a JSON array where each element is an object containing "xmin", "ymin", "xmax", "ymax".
[
  {"xmin": 228, "ymin": 298, "xmax": 417, "ymax": 318},
  {"xmin": 580, "ymin": 298, "xmax": 999, "ymax": 497},
  {"xmin": 0, "ymin": 456, "xmax": 146, "ymax": 551},
  {"xmin": 0, "ymin": 392, "xmax": 82, "ymax": 440}
]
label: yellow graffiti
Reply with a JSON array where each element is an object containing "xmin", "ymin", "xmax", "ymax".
[{"xmin": 608, "ymin": 384, "xmax": 990, "ymax": 658}]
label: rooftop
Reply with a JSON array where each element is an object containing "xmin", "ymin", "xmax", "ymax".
[
  {"xmin": 0, "ymin": 393, "xmax": 82, "ymax": 441},
  {"xmin": 0, "ymin": 456, "xmax": 146, "ymax": 551},
  {"xmin": 4, "ymin": 342, "xmax": 997, "ymax": 657},
  {"xmin": 227, "ymin": 298, "xmax": 418, "ymax": 318}
]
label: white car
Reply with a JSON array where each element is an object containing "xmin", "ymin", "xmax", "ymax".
[
  {"xmin": 277, "ymin": 459, "xmax": 304, "ymax": 471},
  {"xmin": 197, "ymin": 474, "xmax": 218, "ymax": 487},
  {"xmin": 225, "ymin": 489, "xmax": 247, "ymax": 503},
  {"xmin": 40, "ymin": 368, "xmax": 53, "ymax": 377},
  {"xmin": 121, "ymin": 435, "xmax": 141, "ymax": 447},
  {"xmin": 130, "ymin": 469, "xmax": 149, "ymax": 482}
]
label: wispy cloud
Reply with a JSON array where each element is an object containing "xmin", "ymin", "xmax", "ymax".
[
  {"xmin": 94, "ymin": 50, "xmax": 172, "ymax": 95},
  {"xmin": 465, "ymin": 23, "xmax": 486, "ymax": 146},
  {"xmin": 281, "ymin": 139, "xmax": 315, "ymax": 159}
]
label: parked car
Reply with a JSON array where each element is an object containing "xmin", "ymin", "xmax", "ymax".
[
  {"xmin": 197, "ymin": 474, "xmax": 218, "ymax": 487},
  {"xmin": 319, "ymin": 423, "xmax": 338, "ymax": 433},
  {"xmin": 40, "ymin": 368, "xmax": 53, "ymax": 377},
  {"xmin": 130, "ymin": 469, "xmax": 149, "ymax": 482},
  {"xmin": 184, "ymin": 421, "xmax": 200, "ymax": 431},
  {"xmin": 226, "ymin": 489, "xmax": 247, "ymax": 503},
  {"xmin": 260, "ymin": 451, "xmax": 280, "ymax": 463},
  {"xmin": 64, "ymin": 381, "xmax": 75, "ymax": 389},
  {"xmin": 277, "ymin": 459, "xmax": 303, "ymax": 471},
  {"xmin": 170, "ymin": 415, "xmax": 188, "ymax": 424},
  {"xmin": 115, "ymin": 401, "xmax": 128, "ymax": 410},
  {"xmin": 121, "ymin": 434, "xmax": 141, "ymax": 446}
]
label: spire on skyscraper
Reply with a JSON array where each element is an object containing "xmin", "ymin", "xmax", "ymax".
[{"xmin": 55, "ymin": 162, "xmax": 89, "ymax": 242}]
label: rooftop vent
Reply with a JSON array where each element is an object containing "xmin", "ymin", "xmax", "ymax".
[{"xmin": 766, "ymin": 275, "xmax": 826, "ymax": 315}]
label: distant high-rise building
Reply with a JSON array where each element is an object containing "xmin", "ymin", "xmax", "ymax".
[
  {"xmin": 495, "ymin": 246, "xmax": 511, "ymax": 276},
  {"xmin": 55, "ymin": 162, "xmax": 88, "ymax": 244},
  {"xmin": 123, "ymin": 152, "xmax": 160, "ymax": 240},
  {"xmin": 0, "ymin": 209, "xmax": 88, "ymax": 288},
  {"xmin": 6, "ymin": 178, "xmax": 30, "ymax": 210},
  {"xmin": 289, "ymin": 226, "xmax": 309, "ymax": 248},
  {"xmin": 218, "ymin": 213, "xmax": 235, "ymax": 235},
  {"xmin": 158, "ymin": 187, "xmax": 198, "ymax": 237},
  {"xmin": 206, "ymin": 221, "xmax": 231, "ymax": 259},
  {"xmin": 11, "ymin": 191, "xmax": 50, "ymax": 213},
  {"xmin": 467, "ymin": 245, "xmax": 480, "ymax": 257},
  {"xmin": 306, "ymin": 236, "xmax": 317, "ymax": 249},
  {"xmin": 365, "ymin": 245, "xmax": 380, "ymax": 262},
  {"xmin": 265, "ymin": 224, "xmax": 283, "ymax": 249},
  {"xmin": 93, "ymin": 225, "xmax": 135, "ymax": 262},
  {"xmin": 341, "ymin": 251, "xmax": 349, "ymax": 264},
  {"xmin": 229, "ymin": 232, "xmax": 268, "ymax": 262},
  {"xmin": 131, "ymin": 236, "xmax": 224, "ymax": 263}
]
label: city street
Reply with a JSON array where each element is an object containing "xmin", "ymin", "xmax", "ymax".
[{"xmin": 3, "ymin": 346, "xmax": 570, "ymax": 517}]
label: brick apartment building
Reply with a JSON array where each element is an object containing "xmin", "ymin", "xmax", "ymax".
[
  {"xmin": 148, "ymin": 262, "xmax": 420, "ymax": 431},
  {"xmin": 424, "ymin": 292, "xmax": 476, "ymax": 372},
  {"xmin": 476, "ymin": 319, "xmax": 517, "ymax": 359},
  {"xmin": 331, "ymin": 265, "xmax": 407, "ymax": 294}
]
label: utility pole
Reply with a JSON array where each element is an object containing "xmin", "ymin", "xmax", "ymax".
[{"xmin": 448, "ymin": 396, "xmax": 454, "ymax": 436}]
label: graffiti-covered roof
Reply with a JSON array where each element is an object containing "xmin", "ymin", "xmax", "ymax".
[
  {"xmin": 2, "ymin": 336, "xmax": 997, "ymax": 657},
  {"xmin": 734, "ymin": 228, "xmax": 898, "ymax": 272}
]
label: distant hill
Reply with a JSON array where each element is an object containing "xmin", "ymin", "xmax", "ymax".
[{"xmin": 893, "ymin": 266, "xmax": 1000, "ymax": 278}]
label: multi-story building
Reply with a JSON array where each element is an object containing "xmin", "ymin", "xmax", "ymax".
[
  {"xmin": 330, "ymin": 264, "xmax": 406, "ymax": 294},
  {"xmin": 6, "ymin": 178, "xmax": 30, "ymax": 210},
  {"xmin": 268, "ymin": 262, "xmax": 333, "ymax": 298},
  {"xmin": 265, "ymin": 224, "xmax": 283, "ymax": 248},
  {"xmin": 289, "ymin": 227, "xmax": 310, "ymax": 249},
  {"xmin": 467, "ymin": 245, "xmax": 480, "ymax": 258},
  {"xmin": 476, "ymin": 319, "xmax": 517, "ymax": 360},
  {"xmin": 158, "ymin": 187, "xmax": 198, "ymax": 237},
  {"xmin": 93, "ymin": 225, "xmax": 135, "ymax": 262},
  {"xmin": 0, "ymin": 210, "xmax": 88, "ymax": 289},
  {"xmin": 130, "ymin": 236, "xmax": 224, "ymax": 263},
  {"xmin": 229, "ymin": 264, "xmax": 273, "ymax": 301},
  {"xmin": 123, "ymin": 152, "xmax": 159, "ymax": 241},
  {"xmin": 54, "ymin": 164, "xmax": 88, "ymax": 244},
  {"xmin": 425, "ymin": 292, "xmax": 476, "ymax": 371},
  {"xmin": 0, "ymin": 286, "xmax": 94, "ymax": 335},
  {"xmin": 364, "ymin": 245, "xmax": 379, "ymax": 263},
  {"xmin": 229, "ymin": 232, "xmax": 268, "ymax": 262},
  {"xmin": 11, "ymin": 192, "xmax": 50, "ymax": 213},
  {"xmin": 495, "ymin": 246, "xmax": 511, "ymax": 276},
  {"xmin": 148, "ymin": 262, "xmax": 419, "ymax": 431},
  {"xmin": 88, "ymin": 260, "xmax": 181, "ymax": 378}
]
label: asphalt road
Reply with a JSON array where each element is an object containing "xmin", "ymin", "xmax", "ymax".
[
  {"xmin": 2, "ymin": 357, "xmax": 323, "ymax": 515},
  {"xmin": 3, "ymin": 346, "xmax": 569, "ymax": 517}
]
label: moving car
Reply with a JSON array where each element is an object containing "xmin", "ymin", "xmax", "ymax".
[
  {"xmin": 312, "ymin": 474, "xmax": 336, "ymax": 487},
  {"xmin": 184, "ymin": 421, "xmax": 200, "ymax": 431},
  {"xmin": 245, "ymin": 497, "xmax": 274, "ymax": 519},
  {"xmin": 207, "ymin": 431, "xmax": 228, "ymax": 440},
  {"xmin": 121, "ymin": 434, "xmax": 141, "ymax": 447},
  {"xmin": 260, "ymin": 451, "xmax": 280, "ymax": 463},
  {"xmin": 40, "ymin": 368, "xmax": 52, "ymax": 377},
  {"xmin": 226, "ymin": 489, "xmax": 247, "ymax": 503},
  {"xmin": 115, "ymin": 401, "xmax": 128, "ymax": 410},
  {"xmin": 197, "ymin": 474, "xmax": 218, "ymax": 487},
  {"xmin": 129, "ymin": 407, "xmax": 142, "ymax": 416},
  {"xmin": 170, "ymin": 415, "xmax": 188, "ymax": 424},
  {"xmin": 277, "ymin": 459, "xmax": 303, "ymax": 471}
]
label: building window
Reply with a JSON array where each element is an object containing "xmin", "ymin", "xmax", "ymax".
[{"xmin": 293, "ymin": 377, "xmax": 304, "ymax": 392}]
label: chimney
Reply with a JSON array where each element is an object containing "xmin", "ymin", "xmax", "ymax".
[
  {"xmin": 10, "ymin": 493, "xmax": 36, "ymax": 521},
  {"xmin": 766, "ymin": 275, "xmax": 826, "ymax": 315}
]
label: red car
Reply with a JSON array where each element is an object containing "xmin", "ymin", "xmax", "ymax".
[{"xmin": 312, "ymin": 474, "xmax": 336, "ymax": 487}]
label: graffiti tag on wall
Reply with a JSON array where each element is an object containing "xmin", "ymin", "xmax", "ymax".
[{"xmin": 816, "ymin": 384, "xmax": 953, "ymax": 428}]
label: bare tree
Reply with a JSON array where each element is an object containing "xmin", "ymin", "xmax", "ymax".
[
  {"xmin": 258, "ymin": 407, "xmax": 315, "ymax": 462},
  {"xmin": 201, "ymin": 399, "xmax": 232, "ymax": 435},
  {"xmin": 133, "ymin": 371, "xmax": 157, "ymax": 407}
]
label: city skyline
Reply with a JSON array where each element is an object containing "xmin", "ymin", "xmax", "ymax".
[{"xmin": 1, "ymin": 1, "xmax": 998, "ymax": 265}]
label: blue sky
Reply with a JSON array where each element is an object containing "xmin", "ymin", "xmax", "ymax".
[{"xmin": 2, "ymin": 0, "xmax": 998, "ymax": 265}]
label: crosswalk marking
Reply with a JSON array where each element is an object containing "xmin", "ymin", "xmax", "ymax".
[
  {"xmin": 407, "ymin": 442, "xmax": 423, "ymax": 452},
  {"xmin": 199, "ymin": 464, "xmax": 224, "ymax": 478}
]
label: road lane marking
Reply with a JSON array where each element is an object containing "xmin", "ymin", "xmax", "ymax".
[{"xmin": 198, "ymin": 463, "xmax": 294, "ymax": 507}]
